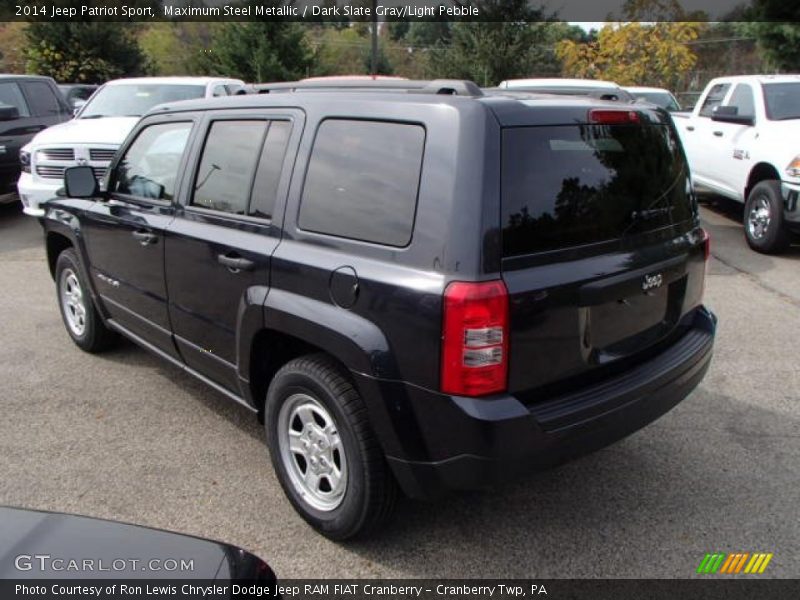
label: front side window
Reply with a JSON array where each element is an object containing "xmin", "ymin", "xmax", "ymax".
[
  {"xmin": 298, "ymin": 119, "xmax": 425, "ymax": 247},
  {"xmin": 0, "ymin": 82, "xmax": 31, "ymax": 117},
  {"xmin": 727, "ymin": 84, "xmax": 755, "ymax": 117},
  {"xmin": 698, "ymin": 83, "xmax": 731, "ymax": 118},
  {"xmin": 113, "ymin": 122, "xmax": 192, "ymax": 201}
]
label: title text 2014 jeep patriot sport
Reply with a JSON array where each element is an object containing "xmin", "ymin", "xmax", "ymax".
[{"xmin": 42, "ymin": 81, "xmax": 716, "ymax": 539}]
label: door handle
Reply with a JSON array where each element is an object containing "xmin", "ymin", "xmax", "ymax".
[
  {"xmin": 132, "ymin": 230, "xmax": 157, "ymax": 245},
  {"xmin": 686, "ymin": 125, "xmax": 695, "ymax": 131},
  {"xmin": 713, "ymin": 131, "xmax": 723, "ymax": 137},
  {"xmin": 217, "ymin": 253, "xmax": 255, "ymax": 272}
]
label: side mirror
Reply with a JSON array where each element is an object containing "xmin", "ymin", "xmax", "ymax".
[
  {"xmin": 712, "ymin": 105, "xmax": 755, "ymax": 126},
  {"xmin": 0, "ymin": 105, "xmax": 20, "ymax": 121},
  {"xmin": 64, "ymin": 166, "xmax": 99, "ymax": 198}
]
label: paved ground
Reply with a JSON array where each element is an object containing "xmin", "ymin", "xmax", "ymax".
[{"xmin": 1, "ymin": 198, "xmax": 798, "ymax": 579}]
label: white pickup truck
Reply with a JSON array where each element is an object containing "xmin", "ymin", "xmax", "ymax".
[
  {"xmin": 674, "ymin": 75, "xmax": 800, "ymax": 253},
  {"xmin": 17, "ymin": 76, "xmax": 245, "ymax": 217}
]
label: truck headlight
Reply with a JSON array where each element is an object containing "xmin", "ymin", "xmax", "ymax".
[
  {"xmin": 19, "ymin": 150, "xmax": 31, "ymax": 174},
  {"xmin": 786, "ymin": 156, "xmax": 800, "ymax": 178}
]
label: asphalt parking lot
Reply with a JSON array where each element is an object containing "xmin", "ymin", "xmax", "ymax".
[{"xmin": 1, "ymin": 199, "xmax": 798, "ymax": 579}]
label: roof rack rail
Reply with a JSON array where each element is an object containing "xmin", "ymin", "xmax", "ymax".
[
  {"xmin": 254, "ymin": 78, "xmax": 483, "ymax": 97},
  {"xmin": 418, "ymin": 80, "xmax": 483, "ymax": 96}
]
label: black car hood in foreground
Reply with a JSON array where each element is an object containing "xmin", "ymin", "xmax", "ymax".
[{"xmin": 0, "ymin": 506, "xmax": 274, "ymax": 581}]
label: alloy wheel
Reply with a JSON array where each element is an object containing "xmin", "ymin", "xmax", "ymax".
[
  {"xmin": 60, "ymin": 268, "xmax": 87, "ymax": 337},
  {"xmin": 277, "ymin": 393, "xmax": 348, "ymax": 512}
]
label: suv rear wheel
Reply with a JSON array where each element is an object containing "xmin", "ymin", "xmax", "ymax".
[
  {"xmin": 265, "ymin": 354, "xmax": 397, "ymax": 539},
  {"xmin": 744, "ymin": 180, "xmax": 790, "ymax": 254},
  {"xmin": 55, "ymin": 249, "xmax": 117, "ymax": 352}
]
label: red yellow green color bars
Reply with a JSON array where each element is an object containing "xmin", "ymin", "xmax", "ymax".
[{"xmin": 697, "ymin": 552, "xmax": 774, "ymax": 574}]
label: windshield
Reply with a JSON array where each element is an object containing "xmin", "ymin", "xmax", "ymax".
[
  {"xmin": 632, "ymin": 92, "xmax": 680, "ymax": 111},
  {"xmin": 80, "ymin": 84, "xmax": 205, "ymax": 118},
  {"xmin": 502, "ymin": 121, "xmax": 693, "ymax": 256},
  {"xmin": 763, "ymin": 82, "xmax": 800, "ymax": 121}
]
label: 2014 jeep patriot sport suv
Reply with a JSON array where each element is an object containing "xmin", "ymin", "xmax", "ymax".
[{"xmin": 41, "ymin": 80, "xmax": 716, "ymax": 539}]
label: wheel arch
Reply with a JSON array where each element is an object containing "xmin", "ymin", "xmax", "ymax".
[
  {"xmin": 45, "ymin": 231, "xmax": 74, "ymax": 279},
  {"xmin": 248, "ymin": 329, "xmax": 329, "ymax": 422},
  {"xmin": 245, "ymin": 289, "xmax": 398, "ymax": 419},
  {"xmin": 746, "ymin": 162, "xmax": 781, "ymax": 201}
]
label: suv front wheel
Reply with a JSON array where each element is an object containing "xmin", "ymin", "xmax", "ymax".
[
  {"xmin": 55, "ymin": 249, "xmax": 117, "ymax": 352},
  {"xmin": 265, "ymin": 354, "xmax": 397, "ymax": 540}
]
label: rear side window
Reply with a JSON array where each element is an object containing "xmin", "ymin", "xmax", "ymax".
[
  {"xmin": 0, "ymin": 82, "xmax": 31, "ymax": 117},
  {"xmin": 250, "ymin": 121, "xmax": 291, "ymax": 220},
  {"xmin": 192, "ymin": 120, "xmax": 268, "ymax": 214},
  {"xmin": 22, "ymin": 81, "xmax": 64, "ymax": 116},
  {"xmin": 764, "ymin": 82, "xmax": 800, "ymax": 121},
  {"xmin": 698, "ymin": 83, "xmax": 730, "ymax": 117},
  {"xmin": 192, "ymin": 119, "xmax": 292, "ymax": 218},
  {"xmin": 502, "ymin": 122, "xmax": 692, "ymax": 257},
  {"xmin": 298, "ymin": 119, "xmax": 425, "ymax": 247},
  {"xmin": 114, "ymin": 122, "xmax": 192, "ymax": 201}
]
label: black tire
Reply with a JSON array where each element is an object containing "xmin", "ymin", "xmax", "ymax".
[
  {"xmin": 265, "ymin": 353, "xmax": 397, "ymax": 540},
  {"xmin": 55, "ymin": 249, "xmax": 117, "ymax": 352},
  {"xmin": 744, "ymin": 180, "xmax": 790, "ymax": 254}
]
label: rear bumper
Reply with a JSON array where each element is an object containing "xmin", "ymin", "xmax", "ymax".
[{"xmin": 355, "ymin": 306, "xmax": 716, "ymax": 499}]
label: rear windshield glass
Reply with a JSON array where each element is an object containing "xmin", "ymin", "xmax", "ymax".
[
  {"xmin": 632, "ymin": 91, "xmax": 680, "ymax": 111},
  {"xmin": 763, "ymin": 82, "xmax": 800, "ymax": 121},
  {"xmin": 80, "ymin": 84, "xmax": 206, "ymax": 119},
  {"xmin": 502, "ymin": 122, "xmax": 692, "ymax": 257}
]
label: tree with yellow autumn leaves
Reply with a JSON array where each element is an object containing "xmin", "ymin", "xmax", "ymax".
[{"xmin": 556, "ymin": 0, "xmax": 703, "ymax": 90}]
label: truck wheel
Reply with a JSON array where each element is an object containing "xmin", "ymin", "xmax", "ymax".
[
  {"xmin": 55, "ymin": 249, "xmax": 117, "ymax": 352},
  {"xmin": 265, "ymin": 354, "xmax": 397, "ymax": 540},
  {"xmin": 744, "ymin": 181, "xmax": 790, "ymax": 254}
]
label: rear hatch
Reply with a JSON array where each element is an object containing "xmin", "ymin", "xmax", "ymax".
[{"xmin": 499, "ymin": 106, "xmax": 706, "ymax": 400}]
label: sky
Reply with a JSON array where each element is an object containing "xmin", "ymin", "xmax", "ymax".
[{"xmin": 571, "ymin": 22, "xmax": 608, "ymax": 31}]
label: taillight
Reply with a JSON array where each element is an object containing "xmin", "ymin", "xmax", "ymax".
[
  {"xmin": 702, "ymin": 228, "xmax": 711, "ymax": 261},
  {"xmin": 441, "ymin": 280, "xmax": 509, "ymax": 397},
  {"xmin": 588, "ymin": 109, "xmax": 640, "ymax": 124}
]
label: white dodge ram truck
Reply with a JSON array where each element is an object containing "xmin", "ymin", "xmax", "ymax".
[
  {"xmin": 18, "ymin": 76, "xmax": 245, "ymax": 217},
  {"xmin": 674, "ymin": 75, "xmax": 800, "ymax": 253}
]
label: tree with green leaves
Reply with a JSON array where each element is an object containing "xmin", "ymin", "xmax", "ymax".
[
  {"xmin": 424, "ymin": 1, "xmax": 571, "ymax": 86},
  {"xmin": 737, "ymin": 0, "xmax": 800, "ymax": 72},
  {"xmin": 25, "ymin": 21, "xmax": 148, "ymax": 82},
  {"xmin": 406, "ymin": 21, "xmax": 453, "ymax": 49},
  {"xmin": 140, "ymin": 22, "xmax": 217, "ymax": 77},
  {"xmin": 201, "ymin": 21, "xmax": 315, "ymax": 82}
]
